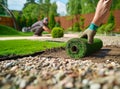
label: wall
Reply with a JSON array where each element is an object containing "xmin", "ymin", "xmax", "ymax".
[{"xmin": 0, "ymin": 16, "xmax": 14, "ymax": 27}]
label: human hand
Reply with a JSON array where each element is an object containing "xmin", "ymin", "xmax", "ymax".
[
  {"xmin": 92, "ymin": 0, "xmax": 112, "ymax": 26},
  {"xmin": 80, "ymin": 29, "xmax": 96, "ymax": 44}
]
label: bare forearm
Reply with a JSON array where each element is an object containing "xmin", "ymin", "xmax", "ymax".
[{"xmin": 91, "ymin": 0, "xmax": 112, "ymax": 26}]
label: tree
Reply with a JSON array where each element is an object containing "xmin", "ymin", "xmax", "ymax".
[
  {"xmin": 23, "ymin": 3, "xmax": 39, "ymax": 19},
  {"xmin": 0, "ymin": 0, "xmax": 8, "ymax": 15},
  {"xmin": 48, "ymin": 12, "xmax": 56, "ymax": 30},
  {"xmin": 80, "ymin": 16, "xmax": 85, "ymax": 30},
  {"xmin": 49, "ymin": 2, "xmax": 58, "ymax": 16},
  {"xmin": 107, "ymin": 11, "xmax": 115, "ymax": 24},
  {"xmin": 67, "ymin": 0, "xmax": 81, "ymax": 15},
  {"xmin": 26, "ymin": 0, "xmax": 35, "ymax": 3},
  {"xmin": 97, "ymin": 11, "xmax": 115, "ymax": 34},
  {"xmin": 111, "ymin": 0, "xmax": 120, "ymax": 10},
  {"xmin": 67, "ymin": 0, "xmax": 100, "ymax": 15},
  {"xmin": 80, "ymin": 0, "xmax": 96, "ymax": 14},
  {"xmin": 15, "ymin": 3, "xmax": 39, "ymax": 29}
]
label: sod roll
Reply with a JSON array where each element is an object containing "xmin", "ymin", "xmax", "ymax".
[{"xmin": 66, "ymin": 38, "xmax": 103, "ymax": 59}]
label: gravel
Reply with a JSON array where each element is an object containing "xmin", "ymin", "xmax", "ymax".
[{"xmin": 0, "ymin": 55, "xmax": 120, "ymax": 89}]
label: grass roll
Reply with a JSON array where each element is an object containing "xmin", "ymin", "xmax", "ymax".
[{"xmin": 66, "ymin": 38, "xmax": 103, "ymax": 59}]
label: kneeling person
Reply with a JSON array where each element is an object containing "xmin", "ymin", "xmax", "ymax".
[{"xmin": 30, "ymin": 17, "xmax": 51, "ymax": 36}]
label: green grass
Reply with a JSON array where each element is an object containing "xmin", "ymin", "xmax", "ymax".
[
  {"xmin": 0, "ymin": 39, "xmax": 66, "ymax": 57},
  {"xmin": 0, "ymin": 25, "xmax": 33, "ymax": 36}
]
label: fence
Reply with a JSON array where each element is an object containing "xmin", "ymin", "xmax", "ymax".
[{"xmin": 0, "ymin": 16, "xmax": 14, "ymax": 27}]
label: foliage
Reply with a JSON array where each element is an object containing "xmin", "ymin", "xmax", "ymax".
[
  {"xmin": 22, "ymin": 3, "xmax": 39, "ymax": 19},
  {"xmin": 73, "ymin": 22, "xmax": 81, "ymax": 32},
  {"xmin": 55, "ymin": 22, "xmax": 61, "ymax": 27},
  {"xmin": 67, "ymin": 0, "xmax": 98, "ymax": 15},
  {"xmin": 107, "ymin": 11, "xmax": 115, "ymax": 24},
  {"xmin": 48, "ymin": 12, "xmax": 56, "ymax": 29},
  {"xmin": 0, "ymin": 25, "xmax": 33, "ymax": 36},
  {"xmin": 49, "ymin": 2, "xmax": 58, "ymax": 16},
  {"xmin": 97, "ymin": 24, "xmax": 106, "ymax": 34},
  {"xmin": 12, "ymin": 3, "xmax": 39, "ymax": 30},
  {"xmin": 12, "ymin": 1, "xmax": 58, "ymax": 30},
  {"xmin": 66, "ymin": 0, "xmax": 120, "ymax": 15},
  {"xmin": 0, "ymin": 40, "xmax": 66, "ymax": 57},
  {"xmin": 52, "ymin": 27, "xmax": 64, "ymax": 38},
  {"xmin": 111, "ymin": 0, "xmax": 120, "ymax": 10},
  {"xmin": 97, "ymin": 11, "xmax": 115, "ymax": 34},
  {"xmin": 105, "ymin": 23, "xmax": 115, "ymax": 33},
  {"xmin": 26, "ymin": 0, "xmax": 35, "ymax": 3},
  {"xmin": 67, "ymin": 0, "xmax": 81, "ymax": 15},
  {"xmin": 80, "ymin": 16, "xmax": 85, "ymax": 30},
  {"xmin": 81, "ymin": 0, "xmax": 98, "ymax": 14},
  {"xmin": 0, "ymin": 0, "xmax": 8, "ymax": 15},
  {"xmin": 97, "ymin": 23, "xmax": 115, "ymax": 34}
]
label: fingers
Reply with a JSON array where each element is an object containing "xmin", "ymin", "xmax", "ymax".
[
  {"xmin": 80, "ymin": 32, "xmax": 87, "ymax": 39},
  {"xmin": 88, "ymin": 34, "xmax": 94, "ymax": 44},
  {"xmin": 105, "ymin": 0, "xmax": 112, "ymax": 5}
]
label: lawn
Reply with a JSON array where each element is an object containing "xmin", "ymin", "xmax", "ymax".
[
  {"xmin": 0, "ymin": 24, "xmax": 33, "ymax": 36},
  {"xmin": 0, "ymin": 39, "xmax": 66, "ymax": 57},
  {"xmin": 0, "ymin": 25, "xmax": 66, "ymax": 57}
]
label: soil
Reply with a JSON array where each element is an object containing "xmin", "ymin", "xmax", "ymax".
[{"xmin": 41, "ymin": 46, "xmax": 120, "ymax": 64}]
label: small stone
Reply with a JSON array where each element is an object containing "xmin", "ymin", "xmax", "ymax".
[
  {"xmin": 64, "ymin": 82, "xmax": 73, "ymax": 88},
  {"xmin": 19, "ymin": 79, "xmax": 27, "ymax": 89},
  {"xmin": 113, "ymin": 86, "xmax": 120, "ymax": 89},
  {"xmin": 82, "ymin": 79, "xmax": 89, "ymax": 85},
  {"xmin": 90, "ymin": 83, "xmax": 101, "ymax": 89},
  {"xmin": 54, "ymin": 70, "xmax": 65, "ymax": 81},
  {"xmin": 10, "ymin": 66, "xmax": 18, "ymax": 71},
  {"xmin": 5, "ymin": 62, "xmax": 13, "ymax": 68}
]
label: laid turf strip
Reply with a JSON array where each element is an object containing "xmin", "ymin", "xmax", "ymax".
[{"xmin": 66, "ymin": 38, "xmax": 103, "ymax": 59}]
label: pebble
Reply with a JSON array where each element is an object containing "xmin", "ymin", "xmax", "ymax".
[
  {"xmin": 10, "ymin": 66, "xmax": 18, "ymax": 71},
  {"xmin": 90, "ymin": 83, "xmax": 101, "ymax": 89}
]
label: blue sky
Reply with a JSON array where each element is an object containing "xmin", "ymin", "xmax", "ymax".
[{"xmin": 8, "ymin": 0, "xmax": 68, "ymax": 15}]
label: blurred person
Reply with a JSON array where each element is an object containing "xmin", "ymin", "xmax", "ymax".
[{"xmin": 29, "ymin": 17, "xmax": 51, "ymax": 36}]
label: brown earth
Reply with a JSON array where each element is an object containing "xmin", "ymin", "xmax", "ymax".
[{"xmin": 41, "ymin": 46, "xmax": 120, "ymax": 64}]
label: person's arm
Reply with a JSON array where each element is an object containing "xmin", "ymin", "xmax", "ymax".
[
  {"xmin": 80, "ymin": 0, "xmax": 112, "ymax": 44},
  {"xmin": 92, "ymin": 0, "xmax": 113, "ymax": 26},
  {"xmin": 43, "ymin": 26, "xmax": 51, "ymax": 33}
]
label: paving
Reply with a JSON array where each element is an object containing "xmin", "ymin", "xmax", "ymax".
[{"xmin": 0, "ymin": 33, "xmax": 120, "ymax": 47}]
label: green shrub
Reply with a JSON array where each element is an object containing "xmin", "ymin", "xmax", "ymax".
[
  {"xmin": 52, "ymin": 27, "xmax": 64, "ymax": 38},
  {"xmin": 97, "ymin": 23, "xmax": 114, "ymax": 34},
  {"xmin": 55, "ymin": 22, "xmax": 61, "ymax": 27},
  {"xmin": 97, "ymin": 24, "xmax": 106, "ymax": 34},
  {"xmin": 48, "ymin": 13, "xmax": 56, "ymax": 29},
  {"xmin": 73, "ymin": 22, "xmax": 81, "ymax": 32},
  {"xmin": 105, "ymin": 23, "xmax": 114, "ymax": 33}
]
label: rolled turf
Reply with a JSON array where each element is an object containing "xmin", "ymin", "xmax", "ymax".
[{"xmin": 66, "ymin": 38, "xmax": 103, "ymax": 59}]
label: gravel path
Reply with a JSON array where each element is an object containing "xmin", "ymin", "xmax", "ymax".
[{"xmin": 0, "ymin": 34, "xmax": 120, "ymax": 89}]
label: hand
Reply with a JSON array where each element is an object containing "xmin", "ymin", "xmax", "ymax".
[
  {"xmin": 92, "ymin": 0, "xmax": 112, "ymax": 26},
  {"xmin": 80, "ymin": 29, "xmax": 96, "ymax": 44}
]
